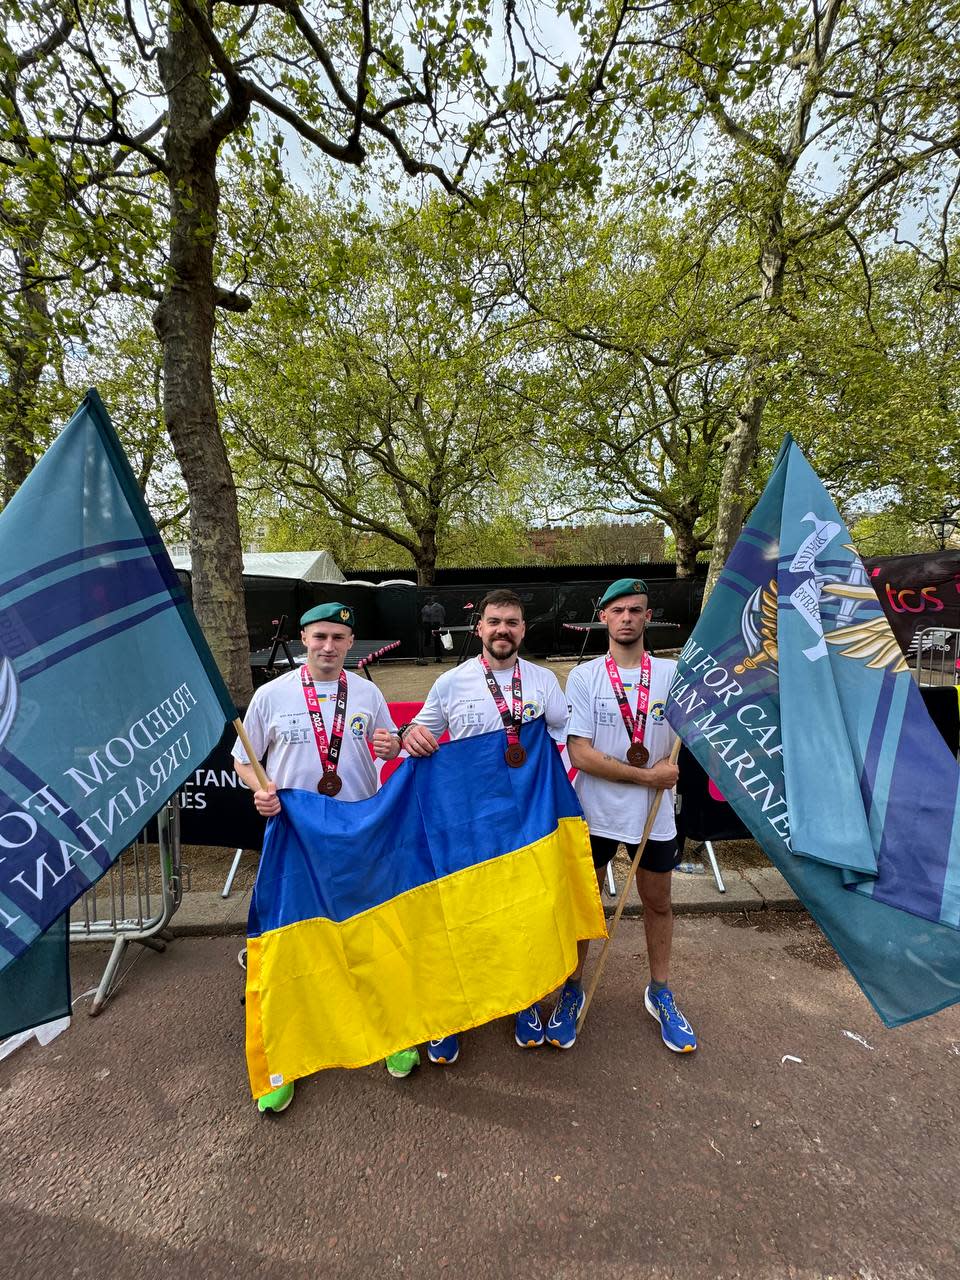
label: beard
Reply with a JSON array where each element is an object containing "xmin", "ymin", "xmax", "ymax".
[
  {"xmin": 611, "ymin": 624, "xmax": 644, "ymax": 644},
  {"xmin": 485, "ymin": 636, "xmax": 519, "ymax": 659}
]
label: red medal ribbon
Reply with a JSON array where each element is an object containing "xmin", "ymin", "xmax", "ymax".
[
  {"xmin": 300, "ymin": 666, "xmax": 348, "ymax": 782},
  {"xmin": 604, "ymin": 650, "xmax": 651, "ymax": 754},
  {"xmin": 478, "ymin": 655, "xmax": 523, "ymax": 746}
]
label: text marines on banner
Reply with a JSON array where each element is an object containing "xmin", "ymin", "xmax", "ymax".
[
  {"xmin": 245, "ymin": 716, "xmax": 606, "ymax": 1098},
  {"xmin": 0, "ymin": 390, "xmax": 235, "ymax": 1035},
  {"xmin": 665, "ymin": 435, "xmax": 960, "ymax": 1028}
]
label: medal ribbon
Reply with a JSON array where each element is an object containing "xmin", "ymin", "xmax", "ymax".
[
  {"xmin": 604, "ymin": 650, "xmax": 651, "ymax": 752},
  {"xmin": 478, "ymin": 655, "xmax": 523, "ymax": 746},
  {"xmin": 300, "ymin": 666, "xmax": 348, "ymax": 780}
]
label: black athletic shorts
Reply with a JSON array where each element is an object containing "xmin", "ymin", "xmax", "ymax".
[{"xmin": 590, "ymin": 833, "xmax": 681, "ymax": 874}]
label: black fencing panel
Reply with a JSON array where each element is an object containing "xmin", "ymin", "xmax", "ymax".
[
  {"xmin": 145, "ymin": 721, "xmax": 266, "ymax": 849},
  {"xmin": 506, "ymin": 583, "xmax": 556, "ymax": 657},
  {"xmin": 242, "ymin": 575, "xmax": 300, "ymax": 650},
  {"xmin": 920, "ymin": 685, "xmax": 960, "ymax": 757},
  {"xmin": 553, "ymin": 577, "xmax": 700, "ymax": 655},
  {"xmin": 675, "ymin": 745, "xmax": 750, "ymax": 843},
  {"xmin": 372, "ymin": 585, "xmax": 418, "ymax": 657},
  {"xmin": 425, "ymin": 586, "xmax": 483, "ymax": 662},
  {"xmin": 180, "ymin": 563, "xmax": 709, "ymax": 659},
  {"xmin": 298, "ymin": 581, "xmax": 379, "ymax": 638},
  {"xmin": 555, "ymin": 581, "xmax": 603, "ymax": 654}
]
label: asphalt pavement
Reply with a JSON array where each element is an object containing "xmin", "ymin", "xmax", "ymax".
[{"xmin": 4, "ymin": 914, "xmax": 958, "ymax": 1280}]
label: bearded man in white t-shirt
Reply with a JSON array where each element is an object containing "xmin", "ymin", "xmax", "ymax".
[
  {"xmin": 401, "ymin": 588, "xmax": 570, "ymax": 1065},
  {"xmin": 233, "ymin": 601, "xmax": 411, "ymax": 1114},
  {"xmin": 562, "ymin": 578, "xmax": 697, "ymax": 1056}
]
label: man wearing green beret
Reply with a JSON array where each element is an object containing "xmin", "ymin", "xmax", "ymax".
[
  {"xmin": 233, "ymin": 602, "xmax": 414, "ymax": 1111},
  {"xmin": 560, "ymin": 578, "xmax": 697, "ymax": 1054}
]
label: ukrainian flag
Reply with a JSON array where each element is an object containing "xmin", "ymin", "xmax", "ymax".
[{"xmin": 245, "ymin": 717, "xmax": 605, "ymax": 1096}]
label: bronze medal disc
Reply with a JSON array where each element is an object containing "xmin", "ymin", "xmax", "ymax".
[
  {"xmin": 318, "ymin": 773, "xmax": 343, "ymax": 796},
  {"xmin": 505, "ymin": 742, "xmax": 527, "ymax": 768},
  {"xmin": 626, "ymin": 743, "xmax": 649, "ymax": 768}
]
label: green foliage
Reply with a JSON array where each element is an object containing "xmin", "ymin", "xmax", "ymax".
[{"xmin": 219, "ymin": 189, "xmax": 545, "ymax": 579}]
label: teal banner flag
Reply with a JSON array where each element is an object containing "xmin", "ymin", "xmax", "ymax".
[
  {"xmin": 0, "ymin": 390, "xmax": 235, "ymax": 990},
  {"xmin": 665, "ymin": 437, "xmax": 960, "ymax": 1027}
]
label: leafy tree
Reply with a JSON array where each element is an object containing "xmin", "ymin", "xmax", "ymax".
[
  {"xmin": 0, "ymin": 6, "xmax": 160, "ymax": 500},
  {"xmin": 589, "ymin": 0, "xmax": 960, "ymax": 592},
  {"xmin": 222, "ymin": 193, "xmax": 543, "ymax": 584},
  {"xmin": 6, "ymin": 0, "xmax": 627, "ymax": 699},
  {"xmin": 500, "ymin": 198, "xmax": 755, "ymax": 575},
  {"xmin": 760, "ymin": 234, "xmax": 960, "ymax": 536}
]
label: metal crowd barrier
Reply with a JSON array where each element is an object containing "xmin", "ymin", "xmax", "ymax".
[
  {"xmin": 913, "ymin": 627, "xmax": 960, "ymax": 686},
  {"xmin": 70, "ymin": 797, "xmax": 182, "ymax": 1015}
]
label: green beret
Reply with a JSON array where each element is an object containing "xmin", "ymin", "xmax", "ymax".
[
  {"xmin": 300, "ymin": 602, "xmax": 355, "ymax": 629},
  {"xmin": 598, "ymin": 577, "xmax": 649, "ymax": 608}
]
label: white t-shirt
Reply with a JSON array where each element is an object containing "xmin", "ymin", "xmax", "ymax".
[
  {"xmin": 414, "ymin": 656, "xmax": 569, "ymax": 742},
  {"xmin": 233, "ymin": 668, "xmax": 396, "ymax": 802},
  {"xmin": 565, "ymin": 654, "xmax": 677, "ymax": 843}
]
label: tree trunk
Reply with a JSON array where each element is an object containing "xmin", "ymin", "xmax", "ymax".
[
  {"xmin": 1, "ymin": 239, "xmax": 49, "ymax": 505},
  {"xmin": 703, "ymin": 223, "xmax": 787, "ymax": 602},
  {"xmin": 672, "ymin": 518, "xmax": 700, "ymax": 580},
  {"xmin": 155, "ymin": 8, "xmax": 252, "ymax": 705},
  {"xmin": 415, "ymin": 528, "xmax": 438, "ymax": 585}
]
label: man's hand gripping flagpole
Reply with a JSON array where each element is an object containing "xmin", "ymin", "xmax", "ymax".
[
  {"xmin": 233, "ymin": 719, "xmax": 271, "ymax": 792},
  {"xmin": 578, "ymin": 737, "xmax": 682, "ymax": 1031}
]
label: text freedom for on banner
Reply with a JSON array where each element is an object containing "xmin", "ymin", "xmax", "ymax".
[{"xmin": 0, "ymin": 390, "xmax": 235, "ymax": 1033}]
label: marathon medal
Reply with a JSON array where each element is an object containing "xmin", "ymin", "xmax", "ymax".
[
  {"xmin": 479, "ymin": 655, "xmax": 526, "ymax": 767},
  {"xmin": 300, "ymin": 666, "xmax": 348, "ymax": 795},
  {"xmin": 605, "ymin": 650, "xmax": 651, "ymax": 769}
]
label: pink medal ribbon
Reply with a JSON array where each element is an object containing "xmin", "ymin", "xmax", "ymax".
[
  {"xmin": 300, "ymin": 666, "xmax": 348, "ymax": 795},
  {"xmin": 478, "ymin": 655, "xmax": 526, "ymax": 766},
  {"xmin": 604, "ymin": 650, "xmax": 651, "ymax": 767}
]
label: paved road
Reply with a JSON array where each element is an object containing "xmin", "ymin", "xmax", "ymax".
[{"xmin": 4, "ymin": 915, "xmax": 958, "ymax": 1280}]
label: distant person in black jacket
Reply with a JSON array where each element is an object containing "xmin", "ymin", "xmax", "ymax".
[{"xmin": 420, "ymin": 597, "xmax": 446, "ymax": 664}]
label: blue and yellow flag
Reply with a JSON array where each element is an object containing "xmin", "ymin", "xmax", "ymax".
[
  {"xmin": 0, "ymin": 391, "xmax": 234, "ymax": 1007},
  {"xmin": 666, "ymin": 437, "xmax": 960, "ymax": 1027},
  {"xmin": 245, "ymin": 718, "xmax": 605, "ymax": 1096}
]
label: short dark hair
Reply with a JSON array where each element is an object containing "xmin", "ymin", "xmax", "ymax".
[{"xmin": 477, "ymin": 589, "xmax": 524, "ymax": 618}]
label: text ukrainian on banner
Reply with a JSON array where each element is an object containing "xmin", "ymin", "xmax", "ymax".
[
  {"xmin": 0, "ymin": 390, "xmax": 235, "ymax": 971},
  {"xmin": 245, "ymin": 717, "xmax": 606, "ymax": 1097},
  {"xmin": 665, "ymin": 437, "xmax": 960, "ymax": 1027}
]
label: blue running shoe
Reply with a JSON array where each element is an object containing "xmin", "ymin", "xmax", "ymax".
[
  {"xmin": 427, "ymin": 1034, "xmax": 460, "ymax": 1065},
  {"xmin": 644, "ymin": 985, "xmax": 697, "ymax": 1053},
  {"xmin": 514, "ymin": 1004, "xmax": 545, "ymax": 1048},
  {"xmin": 545, "ymin": 980, "xmax": 585, "ymax": 1049}
]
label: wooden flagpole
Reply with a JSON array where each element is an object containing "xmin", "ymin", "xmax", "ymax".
[
  {"xmin": 578, "ymin": 736, "xmax": 682, "ymax": 1031},
  {"xmin": 232, "ymin": 717, "xmax": 270, "ymax": 791}
]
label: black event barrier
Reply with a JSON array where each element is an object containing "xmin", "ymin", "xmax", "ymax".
[
  {"xmin": 675, "ymin": 745, "xmax": 750, "ymax": 844},
  {"xmin": 146, "ymin": 722, "xmax": 266, "ymax": 849},
  {"xmin": 921, "ymin": 684, "xmax": 960, "ymax": 757},
  {"xmin": 174, "ymin": 552, "xmax": 960, "ymax": 663},
  {"xmin": 177, "ymin": 565, "xmax": 704, "ymax": 659}
]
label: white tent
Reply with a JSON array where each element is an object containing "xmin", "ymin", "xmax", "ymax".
[{"xmin": 168, "ymin": 549, "xmax": 344, "ymax": 583}]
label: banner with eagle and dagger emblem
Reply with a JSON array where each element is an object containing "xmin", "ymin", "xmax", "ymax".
[{"xmin": 665, "ymin": 436, "xmax": 960, "ymax": 1027}]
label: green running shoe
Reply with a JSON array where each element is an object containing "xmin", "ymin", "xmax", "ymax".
[
  {"xmin": 257, "ymin": 1081, "xmax": 295, "ymax": 1114},
  {"xmin": 385, "ymin": 1047, "xmax": 420, "ymax": 1078}
]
